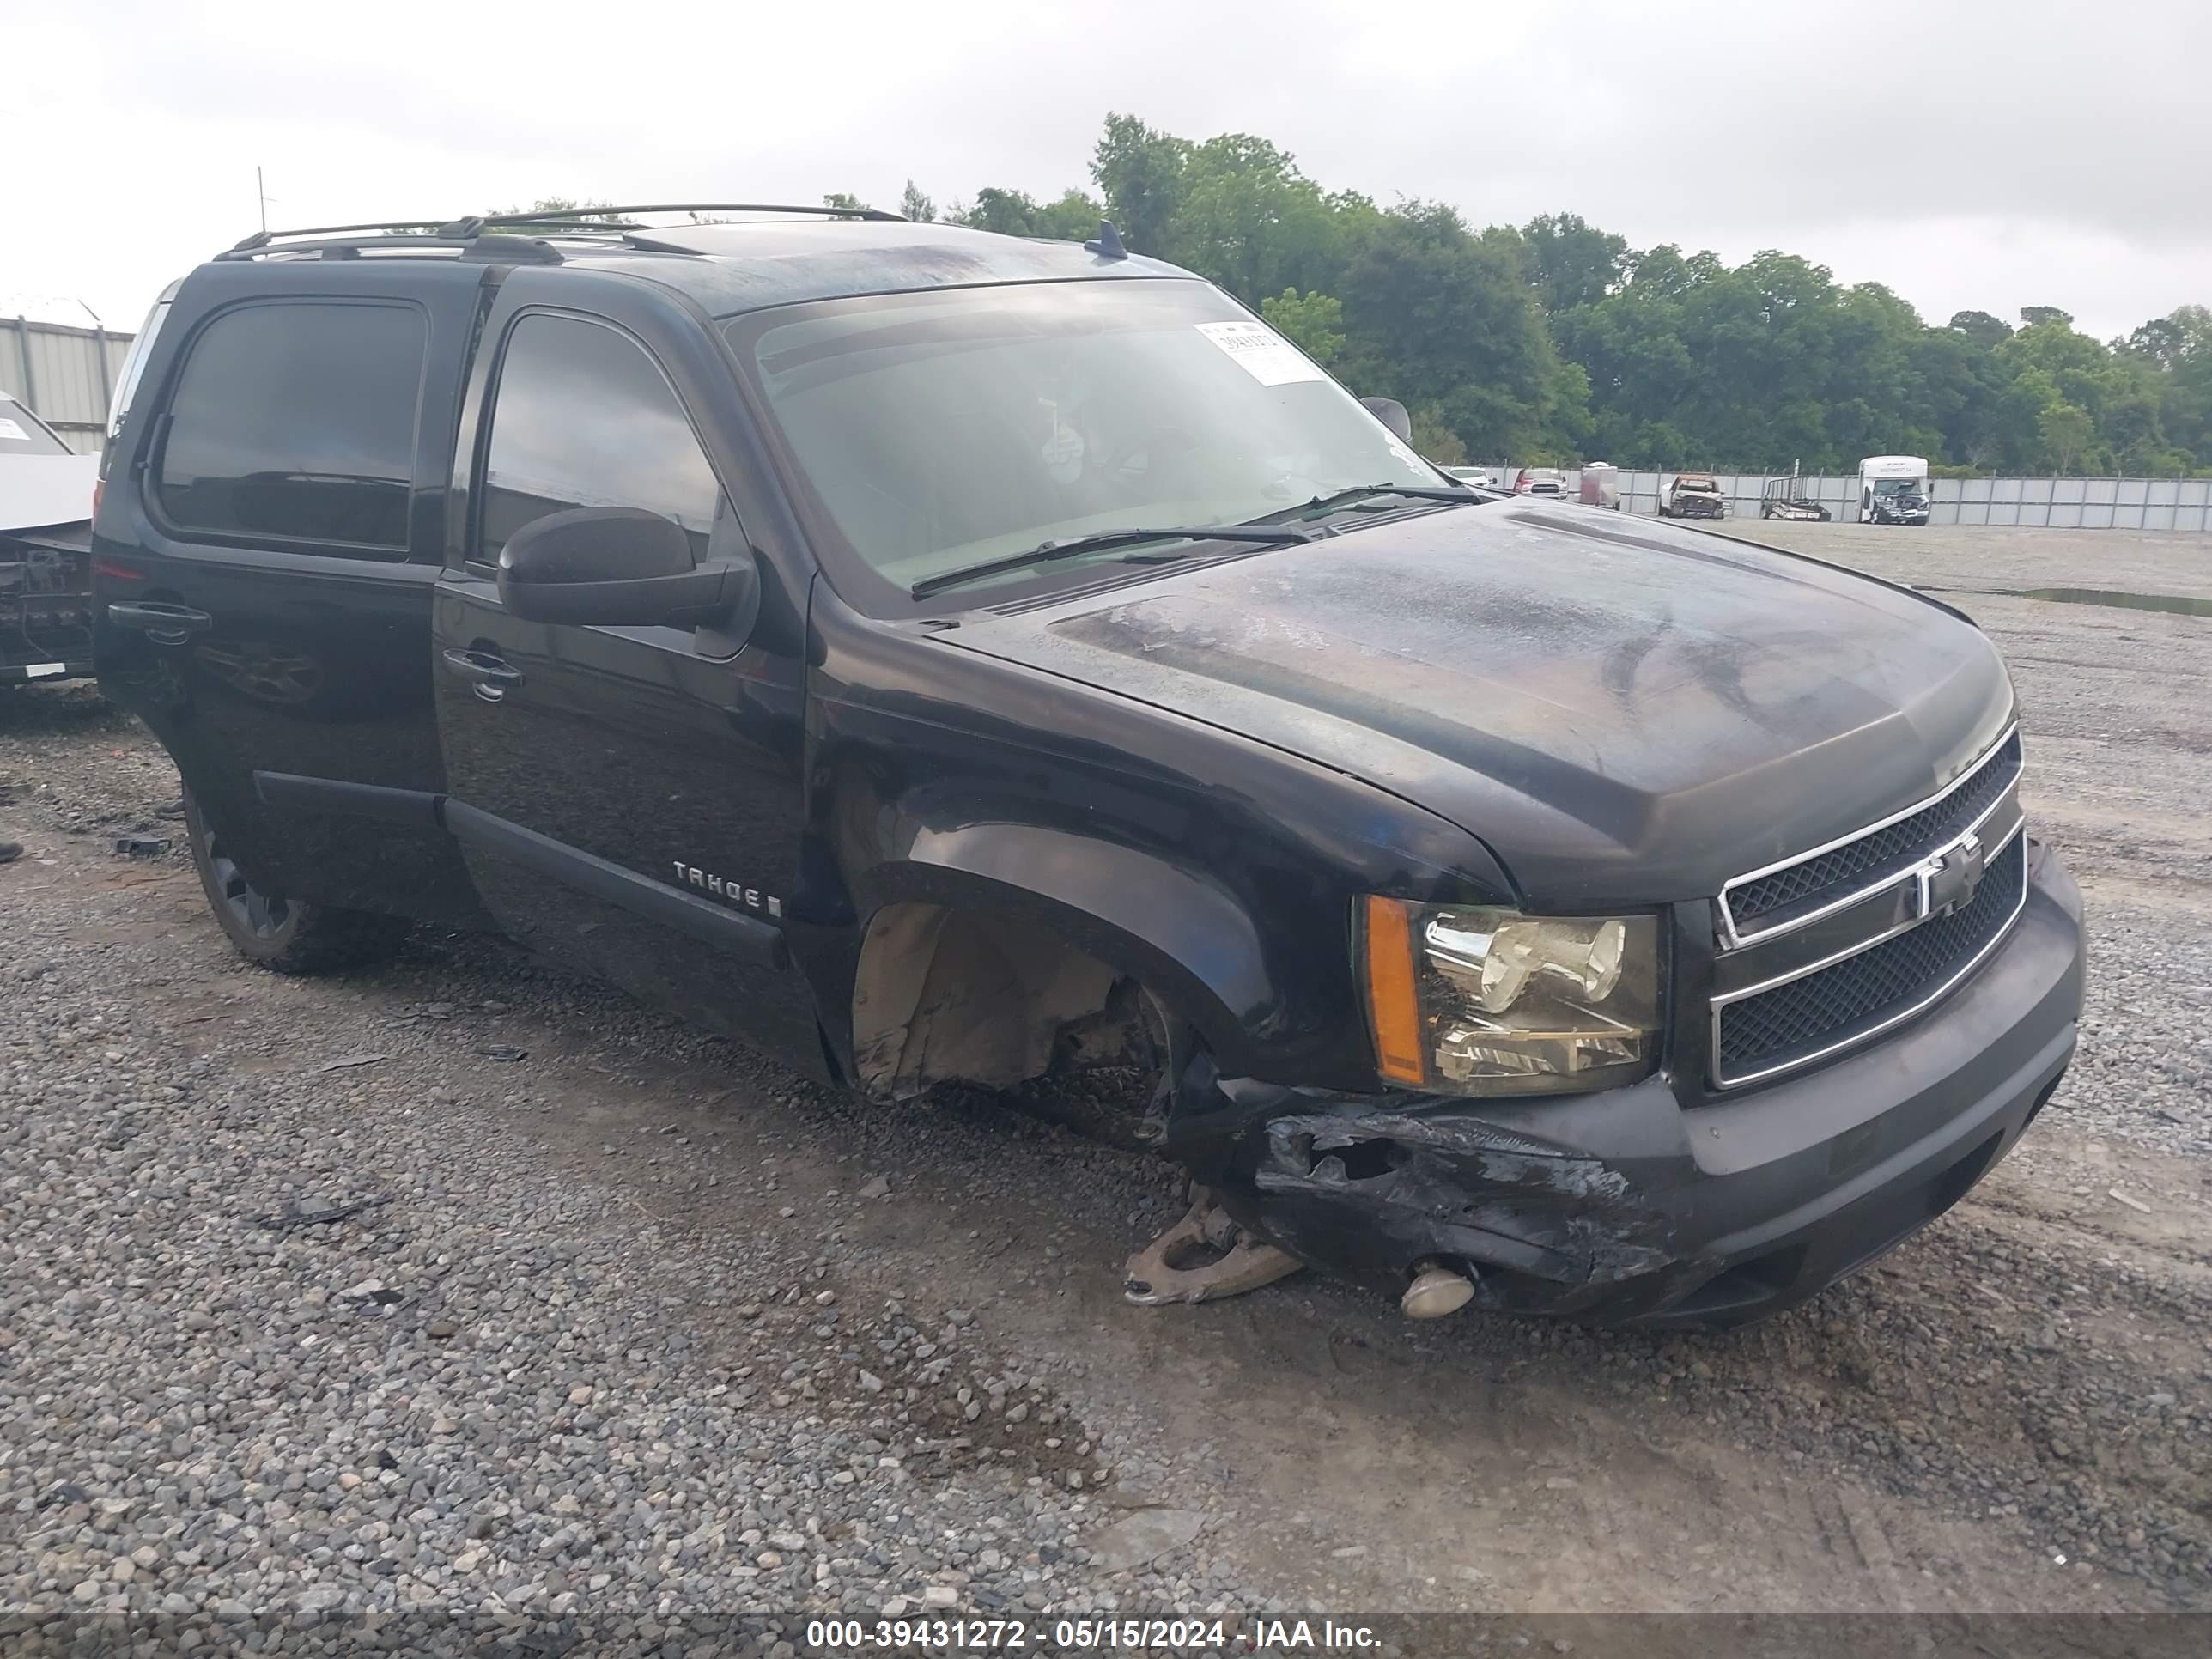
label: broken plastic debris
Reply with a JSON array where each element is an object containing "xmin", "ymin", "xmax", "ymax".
[{"xmin": 250, "ymin": 1195, "xmax": 390, "ymax": 1231}]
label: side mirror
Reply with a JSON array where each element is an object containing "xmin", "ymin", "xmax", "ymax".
[
  {"xmin": 1360, "ymin": 396, "xmax": 1413, "ymax": 445},
  {"xmin": 497, "ymin": 506, "xmax": 757, "ymax": 630}
]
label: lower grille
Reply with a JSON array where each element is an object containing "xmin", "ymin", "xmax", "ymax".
[{"xmin": 1715, "ymin": 831, "xmax": 2027, "ymax": 1083}]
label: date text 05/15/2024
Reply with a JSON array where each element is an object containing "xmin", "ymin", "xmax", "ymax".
[{"xmin": 805, "ymin": 1617, "xmax": 1381, "ymax": 1650}]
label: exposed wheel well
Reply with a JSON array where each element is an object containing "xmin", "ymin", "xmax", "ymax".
[{"xmin": 849, "ymin": 901, "xmax": 1167, "ymax": 1102}]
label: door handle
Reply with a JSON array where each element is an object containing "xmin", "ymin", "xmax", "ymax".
[
  {"xmin": 107, "ymin": 600, "xmax": 213, "ymax": 645},
  {"xmin": 442, "ymin": 647, "xmax": 526, "ymax": 702}
]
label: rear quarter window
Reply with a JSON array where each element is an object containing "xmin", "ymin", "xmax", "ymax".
[
  {"xmin": 154, "ymin": 301, "xmax": 426, "ymax": 552},
  {"xmin": 100, "ymin": 287, "xmax": 177, "ymax": 477}
]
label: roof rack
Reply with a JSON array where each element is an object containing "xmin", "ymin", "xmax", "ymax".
[
  {"xmin": 478, "ymin": 202, "xmax": 906, "ymax": 228},
  {"xmin": 222, "ymin": 200, "xmax": 905, "ymax": 261}
]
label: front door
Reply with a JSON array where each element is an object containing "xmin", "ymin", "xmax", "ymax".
[{"xmin": 429, "ymin": 284, "xmax": 825, "ymax": 1074}]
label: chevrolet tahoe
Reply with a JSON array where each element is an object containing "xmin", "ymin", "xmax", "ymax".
[{"xmin": 91, "ymin": 205, "xmax": 2086, "ymax": 1329}]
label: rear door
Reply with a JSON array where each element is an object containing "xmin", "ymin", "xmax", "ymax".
[
  {"xmin": 429, "ymin": 270, "xmax": 825, "ymax": 1073},
  {"xmin": 92, "ymin": 261, "xmax": 486, "ymax": 924}
]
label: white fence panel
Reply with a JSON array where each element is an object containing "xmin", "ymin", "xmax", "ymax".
[
  {"xmin": 1493, "ymin": 464, "xmax": 2212, "ymax": 530},
  {"xmin": 2, "ymin": 316, "xmax": 132, "ymax": 455}
]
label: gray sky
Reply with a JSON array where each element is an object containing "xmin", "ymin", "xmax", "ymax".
[{"xmin": 8, "ymin": 0, "xmax": 2205, "ymax": 343}]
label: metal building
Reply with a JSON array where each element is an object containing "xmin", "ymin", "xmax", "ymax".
[{"xmin": 2, "ymin": 316, "xmax": 135, "ymax": 457}]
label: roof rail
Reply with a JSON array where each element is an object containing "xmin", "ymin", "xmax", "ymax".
[
  {"xmin": 225, "ymin": 199, "xmax": 902, "ymax": 255},
  {"xmin": 479, "ymin": 202, "xmax": 907, "ymax": 226},
  {"xmin": 217, "ymin": 232, "xmax": 569, "ymax": 266}
]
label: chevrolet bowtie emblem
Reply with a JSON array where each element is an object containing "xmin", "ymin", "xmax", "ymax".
[{"xmin": 1916, "ymin": 832, "xmax": 1985, "ymax": 919}]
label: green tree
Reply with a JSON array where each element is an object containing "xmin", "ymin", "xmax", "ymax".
[
  {"xmin": 389, "ymin": 196, "xmax": 628, "ymax": 235},
  {"xmin": 1947, "ymin": 309, "xmax": 2013, "ymax": 349},
  {"xmin": 1090, "ymin": 113, "xmax": 1189, "ymax": 254},
  {"xmin": 1618, "ymin": 243, "xmax": 1710, "ymax": 301},
  {"xmin": 1522, "ymin": 212, "xmax": 1628, "ymax": 313},
  {"xmin": 936, "ymin": 112, "xmax": 2210, "ymax": 477},
  {"xmin": 1409, "ymin": 407, "xmax": 1468, "ymax": 465},
  {"xmin": 2140, "ymin": 307, "xmax": 2212, "ymax": 467},
  {"xmin": 490, "ymin": 196, "xmax": 623, "ymax": 222},
  {"xmin": 2038, "ymin": 400, "xmax": 2094, "ymax": 472},
  {"xmin": 898, "ymin": 179, "xmax": 936, "ymax": 223},
  {"xmin": 1334, "ymin": 204, "xmax": 1573, "ymax": 459},
  {"xmin": 1259, "ymin": 289, "xmax": 1345, "ymax": 366},
  {"xmin": 1157, "ymin": 134, "xmax": 1340, "ymax": 304},
  {"xmin": 957, "ymin": 186, "xmax": 1100, "ymax": 239}
]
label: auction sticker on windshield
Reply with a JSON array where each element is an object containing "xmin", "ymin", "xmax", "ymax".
[{"xmin": 1194, "ymin": 321, "xmax": 1328, "ymax": 387}]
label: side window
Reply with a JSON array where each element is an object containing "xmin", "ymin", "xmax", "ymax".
[
  {"xmin": 479, "ymin": 314, "xmax": 722, "ymax": 566},
  {"xmin": 155, "ymin": 302, "xmax": 423, "ymax": 550}
]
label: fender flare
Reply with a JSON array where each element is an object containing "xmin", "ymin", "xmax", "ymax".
[{"xmin": 848, "ymin": 820, "xmax": 1285, "ymax": 1076}]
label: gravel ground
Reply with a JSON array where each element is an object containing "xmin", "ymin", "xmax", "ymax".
[{"xmin": 1, "ymin": 525, "xmax": 2208, "ymax": 1649}]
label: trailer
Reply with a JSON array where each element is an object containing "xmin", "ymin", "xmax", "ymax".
[{"xmin": 1578, "ymin": 461, "xmax": 1621, "ymax": 510}]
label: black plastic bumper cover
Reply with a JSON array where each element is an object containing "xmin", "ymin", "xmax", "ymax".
[{"xmin": 1173, "ymin": 840, "xmax": 2086, "ymax": 1327}]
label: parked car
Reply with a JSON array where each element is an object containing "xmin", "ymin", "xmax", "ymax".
[
  {"xmin": 1442, "ymin": 466, "xmax": 1493, "ymax": 489},
  {"xmin": 94, "ymin": 205, "xmax": 2084, "ymax": 1330},
  {"xmin": 1, "ymin": 392, "xmax": 99, "ymax": 686},
  {"xmin": 1657, "ymin": 471, "xmax": 1727, "ymax": 520},
  {"xmin": 1511, "ymin": 467, "xmax": 1566, "ymax": 498}
]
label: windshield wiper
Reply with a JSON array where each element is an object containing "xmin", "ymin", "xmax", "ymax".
[
  {"xmin": 911, "ymin": 524, "xmax": 1316, "ymax": 599},
  {"xmin": 1273, "ymin": 482, "xmax": 1492, "ymax": 520}
]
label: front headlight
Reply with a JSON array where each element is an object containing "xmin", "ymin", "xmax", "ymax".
[{"xmin": 1359, "ymin": 897, "xmax": 1663, "ymax": 1096}]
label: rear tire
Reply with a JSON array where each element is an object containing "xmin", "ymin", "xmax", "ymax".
[{"xmin": 184, "ymin": 788, "xmax": 410, "ymax": 975}]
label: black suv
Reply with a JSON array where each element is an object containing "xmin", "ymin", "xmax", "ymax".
[{"xmin": 93, "ymin": 206, "xmax": 2085, "ymax": 1328}]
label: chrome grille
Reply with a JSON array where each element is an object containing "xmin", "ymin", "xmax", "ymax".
[
  {"xmin": 1706, "ymin": 725, "xmax": 2029, "ymax": 1089},
  {"xmin": 1715, "ymin": 832, "xmax": 2027, "ymax": 1082},
  {"xmin": 1722, "ymin": 731, "xmax": 2022, "ymax": 942}
]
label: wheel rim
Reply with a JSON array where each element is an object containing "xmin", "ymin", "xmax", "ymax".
[{"xmin": 201, "ymin": 823, "xmax": 291, "ymax": 939}]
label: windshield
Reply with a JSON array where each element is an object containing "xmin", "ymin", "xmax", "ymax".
[
  {"xmin": 725, "ymin": 280, "xmax": 1439, "ymax": 611},
  {"xmin": 1872, "ymin": 477, "xmax": 1927, "ymax": 497},
  {"xmin": 0, "ymin": 396, "xmax": 71, "ymax": 457}
]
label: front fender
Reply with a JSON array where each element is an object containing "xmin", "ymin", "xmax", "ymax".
[
  {"xmin": 805, "ymin": 586, "xmax": 1518, "ymax": 1094},
  {"xmin": 848, "ymin": 820, "xmax": 1277, "ymax": 1075}
]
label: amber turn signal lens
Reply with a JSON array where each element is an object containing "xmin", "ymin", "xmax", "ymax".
[{"xmin": 1362, "ymin": 895, "xmax": 1426, "ymax": 1085}]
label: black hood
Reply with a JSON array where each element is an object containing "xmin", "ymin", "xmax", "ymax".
[{"xmin": 939, "ymin": 501, "xmax": 2013, "ymax": 907}]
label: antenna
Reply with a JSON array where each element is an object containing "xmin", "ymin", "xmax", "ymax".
[
  {"xmin": 257, "ymin": 167, "xmax": 267, "ymax": 235},
  {"xmin": 1084, "ymin": 220, "xmax": 1128, "ymax": 261}
]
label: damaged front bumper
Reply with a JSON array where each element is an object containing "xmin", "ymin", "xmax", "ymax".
[{"xmin": 1167, "ymin": 846, "xmax": 2086, "ymax": 1328}]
